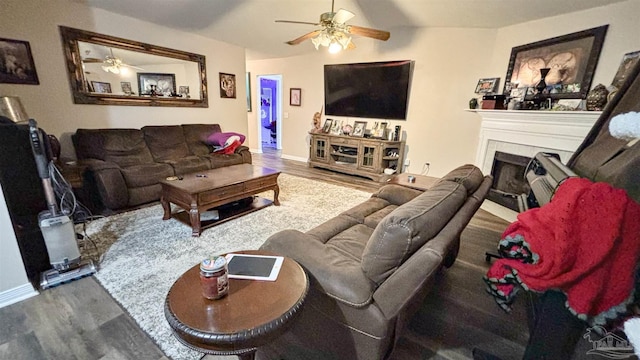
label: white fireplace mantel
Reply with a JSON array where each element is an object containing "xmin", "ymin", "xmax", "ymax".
[{"xmin": 469, "ymin": 109, "xmax": 601, "ymax": 221}]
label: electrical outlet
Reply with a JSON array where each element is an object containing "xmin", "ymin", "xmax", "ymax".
[{"xmin": 404, "ymin": 159, "xmax": 410, "ymax": 166}]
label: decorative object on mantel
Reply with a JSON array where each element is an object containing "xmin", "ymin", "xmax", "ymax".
[
  {"xmin": 532, "ymin": 68, "xmax": 550, "ymax": 109},
  {"xmin": 475, "ymin": 78, "xmax": 500, "ymax": 94},
  {"xmin": 0, "ymin": 37, "xmax": 39, "ymax": 85},
  {"xmin": 469, "ymin": 98, "xmax": 478, "ymax": 109},
  {"xmin": 586, "ymin": 84, "xmax": 609, "ymax": 111},
  {"xmin": 503, "ymin": 25, "xmax": 608, "ymax": 102},
  {"xmin": 611, "ymin": 50, "xmax": 640, "ymax": 90},
  {"xmin": 481, "ymin": 94, "xmax": 506, "ymax": 110}
]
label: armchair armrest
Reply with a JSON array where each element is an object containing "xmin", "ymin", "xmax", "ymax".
[{"xmin": 261, "ymin": 229, "xmax": 375, "ymax": 307}]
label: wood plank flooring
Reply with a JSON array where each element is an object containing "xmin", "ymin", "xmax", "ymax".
[{"xmin": 0, "ymin": 149, "xmax": 531, "ymax": 360}]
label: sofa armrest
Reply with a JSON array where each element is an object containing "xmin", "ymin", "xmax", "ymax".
[
  {"xmin": 372, "ymin": 184, "xmax": 423, "ymax": 205},
  {"xmin": 372, "ymin": 245, "xmax": 442, "ymax": 319},
  {"xmin": 260, "ymin": 229, "xmax": 375, "ymax": 307},
  {"xmin": 82, "ymin": 159, "xmax": 129, "ymax": 210},
  {"xmin": 234, "ymin": 145, "xmax": 252, "ymax": 164}
]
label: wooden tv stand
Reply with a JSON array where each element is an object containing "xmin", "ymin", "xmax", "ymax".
[{"xmin": 308, "ymin": 133, "xmax": 405, "ymax": 182}]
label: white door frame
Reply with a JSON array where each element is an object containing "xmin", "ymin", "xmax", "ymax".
[{"xmin": 256, "ymin": 74, "xmax": 283, "ymax": 152}]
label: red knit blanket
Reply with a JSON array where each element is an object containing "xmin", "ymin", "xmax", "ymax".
[{"xmin": 485, "ymin": 177, "xmax": 640, "ymax": 325}]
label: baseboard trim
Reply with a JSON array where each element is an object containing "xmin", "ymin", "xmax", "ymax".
[
  {"xmin": 0, "ymin": 283, "xmax": 38, "ymax": 309},
  {"xmin": 280, "ymin": 154, "xmax": 307, "ymax": 163}
]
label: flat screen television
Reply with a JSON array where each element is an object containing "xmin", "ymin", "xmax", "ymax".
[{"xmin": 324, "ymin": 60, "xmax": 413, "ymax": 120}]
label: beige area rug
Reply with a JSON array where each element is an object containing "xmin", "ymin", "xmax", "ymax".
[{"xmin": 79, "ymin": 174, "xmax": 373, "ymax": 360}]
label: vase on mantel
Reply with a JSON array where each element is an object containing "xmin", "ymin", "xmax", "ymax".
[
  {"xmin": 532, "ymin": 68, "xmax": 550, "ymax": 109},
  {"xmin": 586, "ymin": 84, "xmax": 609, "ymax": 111}
]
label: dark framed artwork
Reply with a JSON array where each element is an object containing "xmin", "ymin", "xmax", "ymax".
[
  {"xmin": 290, "ymin": 88, "xmax": 301, "ymax": 106},
  {"xmin": 137, "ymin": 73, "xmax": 176, "ymax": 96},
  {"xmin": 475, "ymin": 78, "xmax": 500, "ymax": 94},
  {"xmin": 503, "ymin": 25, "xmax": 608, "ymax": 100},
  {"xmin": 219, "ymin": 72, "xmax": 236, "ymax": 98},
  {"xmin": 611, "ymin": 50, "xmax": 640, "ymax": 89},
  {"xmin": 0, "ymin": 37, "xmax": 39, "ymax": 85},
  {"xmin": 91, "ymin": 81, "xmax": 112, "ymax": 94}
]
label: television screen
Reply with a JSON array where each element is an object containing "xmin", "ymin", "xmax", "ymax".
[{"xmin": 324, "ymin": 60, "xmax": 413, "ymax": 120}]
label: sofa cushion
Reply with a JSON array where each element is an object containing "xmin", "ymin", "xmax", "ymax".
[
  {"xmin": 74, "ymin": 129, "xmax": 106, "ymax": 160},
  {"xmin": 362, "ymin": 181, "xmax": 467, "ymax": 285},
  {"xmin": 182, "ymin": 124, "xmax": 221, "ymax": 156},
  {"xmin": 120, "ymin": 163, "xmax": 174, "ymax": 188},
  {"xmin": 101, "ymin": 129, "xmax": 155, "ymax": 167},
  {"xmin": 203, "ymin": 153, "xmax": 245, "ymax": 168},
  {"xmin": 142, "ymin": 125, "xmax": 191, "ymax": 161},
  {"xmin": 437, "ymin": 163, "xmax": 484, "ymax": 195},
  {"xmin": 162, "ymin": 155, "xmax": 211, "ymax": 175}
]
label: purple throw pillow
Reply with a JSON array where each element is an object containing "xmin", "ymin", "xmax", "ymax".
[{"xmin": 206, "ymin": 132, "xmax": 246, "ymax": 146}]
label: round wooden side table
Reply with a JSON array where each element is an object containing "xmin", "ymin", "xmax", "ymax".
[{"xmin": 164, "ymin": 250, "xmax": 308, "ymax": 359}]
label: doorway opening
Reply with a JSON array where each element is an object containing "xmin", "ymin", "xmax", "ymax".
[{"xmin": 257, "ymin": 75, "xmax": 282, "ymax": 151}]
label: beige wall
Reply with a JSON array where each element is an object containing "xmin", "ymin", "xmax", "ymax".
[
  {"xmin": 248, "ymin": 0, "xmax": 640, "ymax": 176},
  {"xmin": 0, "ymin": 0, "xmax": 248, "ymax": 299}
]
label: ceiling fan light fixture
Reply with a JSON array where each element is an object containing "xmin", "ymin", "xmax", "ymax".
[{"xmin": 328, "ymin": 40, "xmax": 342, "ymax": 53}]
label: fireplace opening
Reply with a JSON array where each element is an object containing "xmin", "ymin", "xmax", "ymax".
[{"xmin": 487, "ymin": 151, "xmax": 532, "ymax": 212}]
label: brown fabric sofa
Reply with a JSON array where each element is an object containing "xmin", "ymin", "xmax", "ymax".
[
  {"xmin": 260, "ymin": 164, "xmax": 492, "ymax": 360},
  {"xmin": 73, "ymin": 124, "xmax": 251, "ymax": 212}
]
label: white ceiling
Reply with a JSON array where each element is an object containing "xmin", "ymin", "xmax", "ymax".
[{"xmin": 86, "ymin": 0, "xmax": 627, "ymax": 60}]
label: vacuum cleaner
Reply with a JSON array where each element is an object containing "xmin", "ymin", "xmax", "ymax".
[{"xmin": 28, "ymin": 119, "xmax": 96, "ymax": 289}]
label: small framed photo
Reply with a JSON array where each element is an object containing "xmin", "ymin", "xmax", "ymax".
[
  {"xmin": 475, "ymin": 78, "xmax": 500, "ymax": 94},
  {"xmin": 352, "ymin": 121, "xmax": 367, "ymax": 137},
  {"xmin": 373, "ymin": 122, "xmax": 387, "ymax": 138},
  {"xmin": 322, "ymin": 119, "xmax": 333, "ymax": 133},
  {"xmin": 179, "ymin": 85, "xmax": 190, "ymax": 97},
  {"xmin": 330, "ymin": 119, "xmax": 343, "ymax": 135},
  {"xmin": 290, "ymin": 88, "xmax": 301, "ymax": 106},
  {"xmin": 0, "ymin": 37, "xmax": 39, "ymax": 85},
  {"xmin": 120, "ymin": 81, "xmax": 132, "ymax": 95},
  {"xmin": 91, "ymin": 81, "xmax": 112, "ymax": 94},
  {"xmin": 219, "ymin": 72, "xmax": 236, "ymax": 98}
]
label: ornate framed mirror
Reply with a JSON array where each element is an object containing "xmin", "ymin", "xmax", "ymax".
[{"xmin": 59, "ymin": 26, "xmax": 208, "ymax": 107}]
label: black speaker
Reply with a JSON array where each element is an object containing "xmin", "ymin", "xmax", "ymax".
[{"xmin": 394, "ymin": 126, "xmax": 401, "ymax": 141}]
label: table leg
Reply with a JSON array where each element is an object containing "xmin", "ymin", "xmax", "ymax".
[
  {"xmin": 273, "ymin": 185, "xmax": 280, "ymax": 206},
  {"xmin": 161, "ymin": 197, "xmax": 171, "ymax": 220},
  {"xmin": 190, "ymin": 206, "xmax": 201, "ymax": 237}
]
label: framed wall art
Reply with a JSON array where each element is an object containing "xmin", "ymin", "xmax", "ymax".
[
  {"xmin": 611, "ymin": 50, "xmax": 640, "ymax": 89},
  {"xmin": 219, "ymin": 72, "xmax": 236, "ymax": 98},
  {"xmin": 290, "ymin": 88, "xmax": 301, "ymax": 106},
  {"xmin": 475, "ymin": 78, "xmax": 500, "ymax": 94},
  {"xmin": 0, "ymin": 37, "xmax": 39, "ymax": 85},
  {"xmin": 120, "ymin": 81, "xmax": 132, "ymax": 95},
  {"xmin": 91, "ymin": 81, "xmax": 112, "ymax": 94},
  {"xmin": 137, "ymin": 73, "xmax": 176, "ymax": 95},
  {"xmin": 503, "ymin": 25, "xmax": 608, "ymax": 100}
]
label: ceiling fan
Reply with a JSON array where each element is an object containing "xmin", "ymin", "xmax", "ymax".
[
  {"xmin": 82, "ymin": 48, "xmax": 144, "ymax": 74},
  {"xmin": 276, "ymin": 0, "xmax": 390, "ymax": 53}
]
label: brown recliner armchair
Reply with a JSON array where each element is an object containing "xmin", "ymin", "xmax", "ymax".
[{"xmin": 260, "ymin": 164, "xmax": 493, "ymax": 359}]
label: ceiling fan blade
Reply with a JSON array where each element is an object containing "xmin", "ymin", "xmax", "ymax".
[
  {"xmin": 276, "ymin": 20, "xmax": 319, "ymax": 26},
  {"xmin": 347, "ymin": 25, "xmax": 390, "ymax": 41},
  {"xmin": 286, "ymin": 30, "xmax": 322, "ymax": 45},
  {"xmin": 347, "ymin": 41, "xmax": 356, "ymax": 50},
  {"xmin": 333, "ymin": 9, "xmax": 355, "ymax": 24},
  {"xmin": 123, "ymin": 64, "xmax": 145, "ymax": 71},
  {"xmin": 82, "ymin": 58, "xmax": 103, "ymax": 63}
]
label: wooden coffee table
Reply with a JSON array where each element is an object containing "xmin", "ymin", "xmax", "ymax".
[
  {"xmin": 160, "ymin": 164, "xmax": 280, "ymax": 236},
  {"xmin": 164, "ymin": 250, "xmax": 309, "ymax": 360}
]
